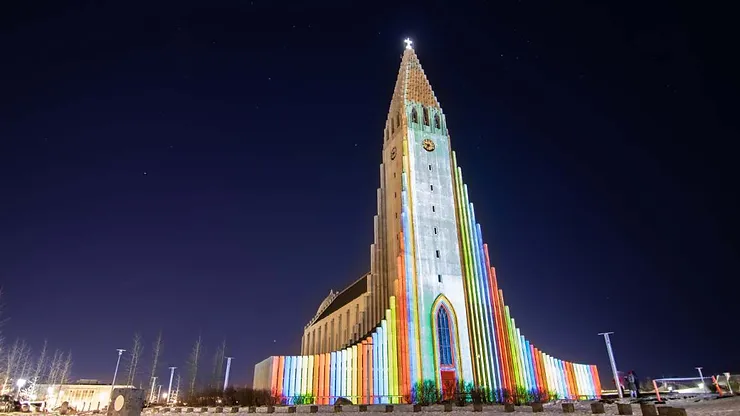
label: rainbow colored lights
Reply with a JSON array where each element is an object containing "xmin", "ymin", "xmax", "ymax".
[{"xmin": 253, "ymin": 150, "xmax": 601, "ymax": 403}]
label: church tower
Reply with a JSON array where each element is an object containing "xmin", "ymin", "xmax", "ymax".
[
  {"xmin": 372, "ymin": 38, "xmax": 474, "ymax": 390},
  {"xmin": 253, "ymin": 40, "xmax": 601, "ymax": 405}
]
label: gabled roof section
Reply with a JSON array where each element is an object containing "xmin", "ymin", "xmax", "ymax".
[
  {"xmin": 307, "ymin": 273, "xmax": 369, "ymax": 327},
  {"xmin": 389, "ymin": 44, "xmax": 441, "ymax": 111}
]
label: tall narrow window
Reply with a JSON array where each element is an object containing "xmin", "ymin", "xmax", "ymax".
[
  {"xmin": 430, "ymin": 184, "xmax": 434, "ymax": 191},
  {"xmin": 437, "ymin": 307, "xmax": 454, "ymax": 366},
  {"xmin": 411, "ymin": 108, "xmax": 418, "ymax": 123},
  {"xmin": 429, "ymin": 164, "xmax": 432, "ymax": 171},
  {"xmin": 432, "ymin": 205, "xmax": 436, "ymax": 212},
  {"xmin": 318, "ymin": 327, "xmax": 322, "ymax": 353},
  {"xmin": 434, "ymin": 227, "xmax": 438, "ymax": 234},
  {"xmin": 438, "ymin": 275, "xmax": 443, "ymax": 283},
  {"xmin": 434, "ymin": 114, "xmax": 441, "ymax": 129},
  {"xmin": 423, "ymin": 108, "xmax": 430, "ymax": 126},
  {"xmin": 436, "ymin": 250, "xmax": 440, "ymax": 258}
]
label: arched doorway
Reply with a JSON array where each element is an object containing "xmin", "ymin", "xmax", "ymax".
[{"xmin": 434, "ymin": 301, "xmax": 458, "ymax": 399}]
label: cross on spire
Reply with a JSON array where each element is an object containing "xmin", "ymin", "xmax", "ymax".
[{"xmin": 404, "ymin": 38, "xmax": 413, "ymax": 49}]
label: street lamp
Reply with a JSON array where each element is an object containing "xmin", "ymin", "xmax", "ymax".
[
  {"xmin": 110, "ymin": 349, "xmax": 126, "ymax": 401},
  {"xmin": 598, "ymin": 332, "xmax": 623, "ymax": 399},
  {"xmin": 167, "ymin": 367, "xmax": 177, "ymax": 405},
  {"xmin": 15, "ymin": 379, "xmax": 27, "ymax": 400}
]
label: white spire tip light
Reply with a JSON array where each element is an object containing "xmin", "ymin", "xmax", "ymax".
[{"xmin": 404, "ymin": 38, "xmax": 413, "ymax": 49}]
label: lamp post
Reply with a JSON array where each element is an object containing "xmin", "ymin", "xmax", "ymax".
[
  {"xmin": 167, "ymin": 367, "xmax": 177, "ymax": 405},
  {"xmin": 110, "ymin": 349, "xmax": 126, "ymax": 400},
  {"xmin": 223, "ymin": 357, "xmax": 234, "ymax": 391},
  {"xmin": 598, "ymin": 332, "xmax": 623, "ymax": 399},
  {"xmin": 15, "ymin": 379, "xmax": 27, "ymax": 401},
  {"xmin": 696, "ymin": 367, "xmax": 708, "ymax": 393},
  {"xmin": 149, "ymin": 376, "xmax": 158, "ymax": 403}
]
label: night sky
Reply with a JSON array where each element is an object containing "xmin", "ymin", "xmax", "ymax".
[{"xmin": 1, "ymin": 1, "xmax": 737, "ymax": 388}]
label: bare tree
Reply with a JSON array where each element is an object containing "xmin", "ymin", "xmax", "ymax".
[
  {"xmin": 46, "ymin": 350, "xmax": 64, "ymax": 387},
  {"xmin": 59, "ymin": 352, "xmax": 72, "ymax": 385},
  {"xmin": 1, "ymin": 338, "xmax": 29, "ymax": 394},
  {"xmin": 22, "ymin": 340, "xmax": 47, "ymax": 398},
  {"xmin": 187, "ymin": 336, "xmax": 202, "ymax": 397},
  {"xmin": 210, "ymin": 340, "xmax": 226, "ymax": 389},
  {"xmin": 147, "ymin": 331, "xmax": 163, "ymax": 399},
  {"xmin": 125, "ymin": 333, "xmax": 144, "ymax": 386}
]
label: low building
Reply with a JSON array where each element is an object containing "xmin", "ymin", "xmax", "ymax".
[{"xmin": 36, "ymin": 382, "xmax": 133, "ymax": 411}]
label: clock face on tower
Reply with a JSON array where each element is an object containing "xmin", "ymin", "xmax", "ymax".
[
  {"xmin": 390, "ymin": 147, "xmax": 397, "ymax": 160},
  {"xmin": 422, "ymin": 139, "xmax": 436, "ymax": 152}
]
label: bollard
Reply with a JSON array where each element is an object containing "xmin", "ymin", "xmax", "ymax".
[
  {"xmin": 617, "ymin": 403, "xmax": 633, "ymax": 415},
  {"xmin": 215, "ymin": 408, "xmax": 224, "ymax": 413},
  {"xmin": 531, "ymin": 403, "xmax": 544, "ymax": 413},
  {"xmin": 503, "ymin": 403, "xmax": 515, "ymax": 413},
  {"xmin": 640, "ymin": 404, "xmax": 657, "ymax": 416},
  {"xmin": 310, "ymin": 406, "xmax": 319, "ymax": 413},
  {"xmin": 201, "ymin": 408, "xmax": 209, "ymax": 413},
  {"xmin": 358, "ymin": 405, "xmax": 367, "ymax": 412},
  {"xmin": 334, "ymin": 405, "xmax": 342, "ymax": 413},
  {"xmin": 412, "ymin": 404, "xmax": 422, "ymax": 412},
  {"xmin": 473, "ymin": 403, "xmax": 483, "ymax": 412},
  {"xmin": 562, "ymin": 403, "xmax": 575, "ymax": 413},
  {"xmin": 174, "ymin": 409, "xmax": 182, "ymax": 413},
  {"xmin": 231, "ymin": 407, "xmax": 240, "ymax": 414},
  {"xmin": 187, "ymin": 409, "xmax": 194, "ymax": 413},
  {"xmin": 248, "ymin": 407, "xmax": 256, "ymax": 413},
  {"xmin": 590, "ymin": 402, "xmax": 605, "ymax": 414},
  {"xmin": 443, "ymin": 403, "xmax": 453, "ymax": 412},
  {"xmin": 656, "ymin": 407, "xmax": 671, "ymax": 416},
  {"xmin": 163, "ymin": 409, "xmax": 171, "ymax": 413},
  {"xmin": 288, "ymin": 407, "xmax": 296, "ymax": 414},
  {"xmin": 666, "ymin": 409, "xmax": 686, "ymax": 416},
  {"xmin": 384, "ymin": 405, "xmax": 393, "ymax": 413},
  {"xmin": 266, "ymin": 406, "xmax": 275, "ymax": 414}
]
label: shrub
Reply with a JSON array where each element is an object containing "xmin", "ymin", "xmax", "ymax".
[{"xmin": 412, "ymin": 380, "xmax": 441, "ymax": 405}]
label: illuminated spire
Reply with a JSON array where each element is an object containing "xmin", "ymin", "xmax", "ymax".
[{"xmin": 388, "ymin": 38, "xmax": 440, "ymax": 112}]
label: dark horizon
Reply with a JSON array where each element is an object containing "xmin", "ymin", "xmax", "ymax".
[{"xmin": 0, "ymin": 0, "xmax": 737, "ymax": 389}]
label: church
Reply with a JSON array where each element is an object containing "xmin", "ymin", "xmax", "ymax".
[{"xmin": 253, "ymin": 40, "xmax": 601, "ymax": 404}]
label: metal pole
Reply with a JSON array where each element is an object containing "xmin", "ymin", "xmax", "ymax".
[
  {"xmin": 696, "ymin": 367, "xmax": 707, "ymax": 393},
  {"xmin": 149, "ymin": 376, "xmax": 157, "ymax": 402},
  {"xmin": 110, "ymin": 349, "xmax": 126, "ymax": 401},
  {"xmin": 598, "ymin": 332, "xmax": 623, "ymax": 399},
  {"xmin": 156, "ymin": 385, "xmax": 162, "ymax": 404},
  {"xmin": 167, "ymin": 367, "xmax": 177, "ymax": 404},
  {"xmin": 223, "ymin": 357, "xmax": 234, "ymax": 391}
]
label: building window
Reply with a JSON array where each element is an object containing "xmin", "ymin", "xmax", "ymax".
[
  {"xmin": 434, "ymin": 227, "xmax": 438, "ymax": 234},
  {"xmin": 438, "ymin": 275, "xmax": 443, "ymax": 283},
  {"xmin": 423, "ymin": 108, "xmax": 430, "ymax": 126},
  {"xmin": 394, "ymin": 192, "xmax": 397, "ymax": 198},
  {"xmin": 395, "ymin": 212, "xmax": 398, "ymax": 218},
  {"xmin": 432, "ymin": 205, "xmax": 436, "ymax": 212},
  {"xmin": 436, "ymin": 250, "xmax": 440, "ymax": 258},
  {"xmin": 411, "ymin": 108, "xmax": 418, "ymax": 123},
  {"xmin": 437, "ymin": 306, "xmax": 454, "ymax": 366},
  {"xmin": 434, "ymin": 114, "xmax": 441, "ymax": 129},
  {"xmin": 429, "ymin": 164, "xmax": 432, "ymax": 171},
  {"xmin": 430, "ymin": 184, "xmax": 434, "ymax": 191}
]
